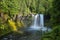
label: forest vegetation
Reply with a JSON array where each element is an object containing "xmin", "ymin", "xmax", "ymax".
[{"xmin": 0, "ymin": 0, "xmax": 60, "ymax": 40}]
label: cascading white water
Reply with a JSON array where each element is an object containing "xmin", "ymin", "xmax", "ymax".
[
  {"xmin": 39, "ymin": 14, "xmax": 51, "ymax": 31},
  {"xmin": 40, "ymin": 14, "xmax": 47, "ymax": 31},
  {"xmin": 28, "ymin": 14, "xmax": 51, "ymax": 31},
  {"xmin": 29, "ymin": 14, "xmax": 40, "ymax": 30},
  {"xmin": 40, "ymin": 14, "xmax": 44, "ymax": 27},
  {"xmin": 34, "ymin": 14, "xmax": 38, "ymax": 26}
]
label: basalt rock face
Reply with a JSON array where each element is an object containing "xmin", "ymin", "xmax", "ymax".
[{"xmin": 44, "ymin": 14, "xmax": 51, "ymax": 27}]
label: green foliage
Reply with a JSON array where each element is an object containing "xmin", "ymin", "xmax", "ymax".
[
  {"xmin": 42, "ymin": 25, "xmax": 60, "ymax": 40},
  {"xmin": 0, "ymin": 0, "xmax": 60, "ymax": 40},
  {"xmin": 0, "ymin": 23, "xmax": 11, "ymax": 36},
  {"xmin": 0, "ymin": 0, "xmax": 20, "ymax": 15}
]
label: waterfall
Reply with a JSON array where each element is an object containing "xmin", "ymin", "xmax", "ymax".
[
  {"xmin": 29, "ymin": 14, "xmax": 40, "ymax": 30},
  {"xmin": 33, "ymin": 14, "xmax": 39, "ymax": 26},
  {"xmin": 40, "ymin": 14, "xmax": 44, "ymax": 27},
  {"xmin": 28, "ymin": 14, "xmax": 51, "ymax": 31},
  {"xmin": 40, "ymin": 14, "xmax": 47, "ymax": 31}
]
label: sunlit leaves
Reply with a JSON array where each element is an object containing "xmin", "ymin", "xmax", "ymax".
[{"xmin": 8, "ymin": 19, "xmax": 17, "ymax": 31}]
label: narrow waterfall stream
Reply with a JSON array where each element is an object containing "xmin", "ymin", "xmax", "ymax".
[{"xmin": 28, "ymin": 14, "xmax": 40, "ymax": 30}]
